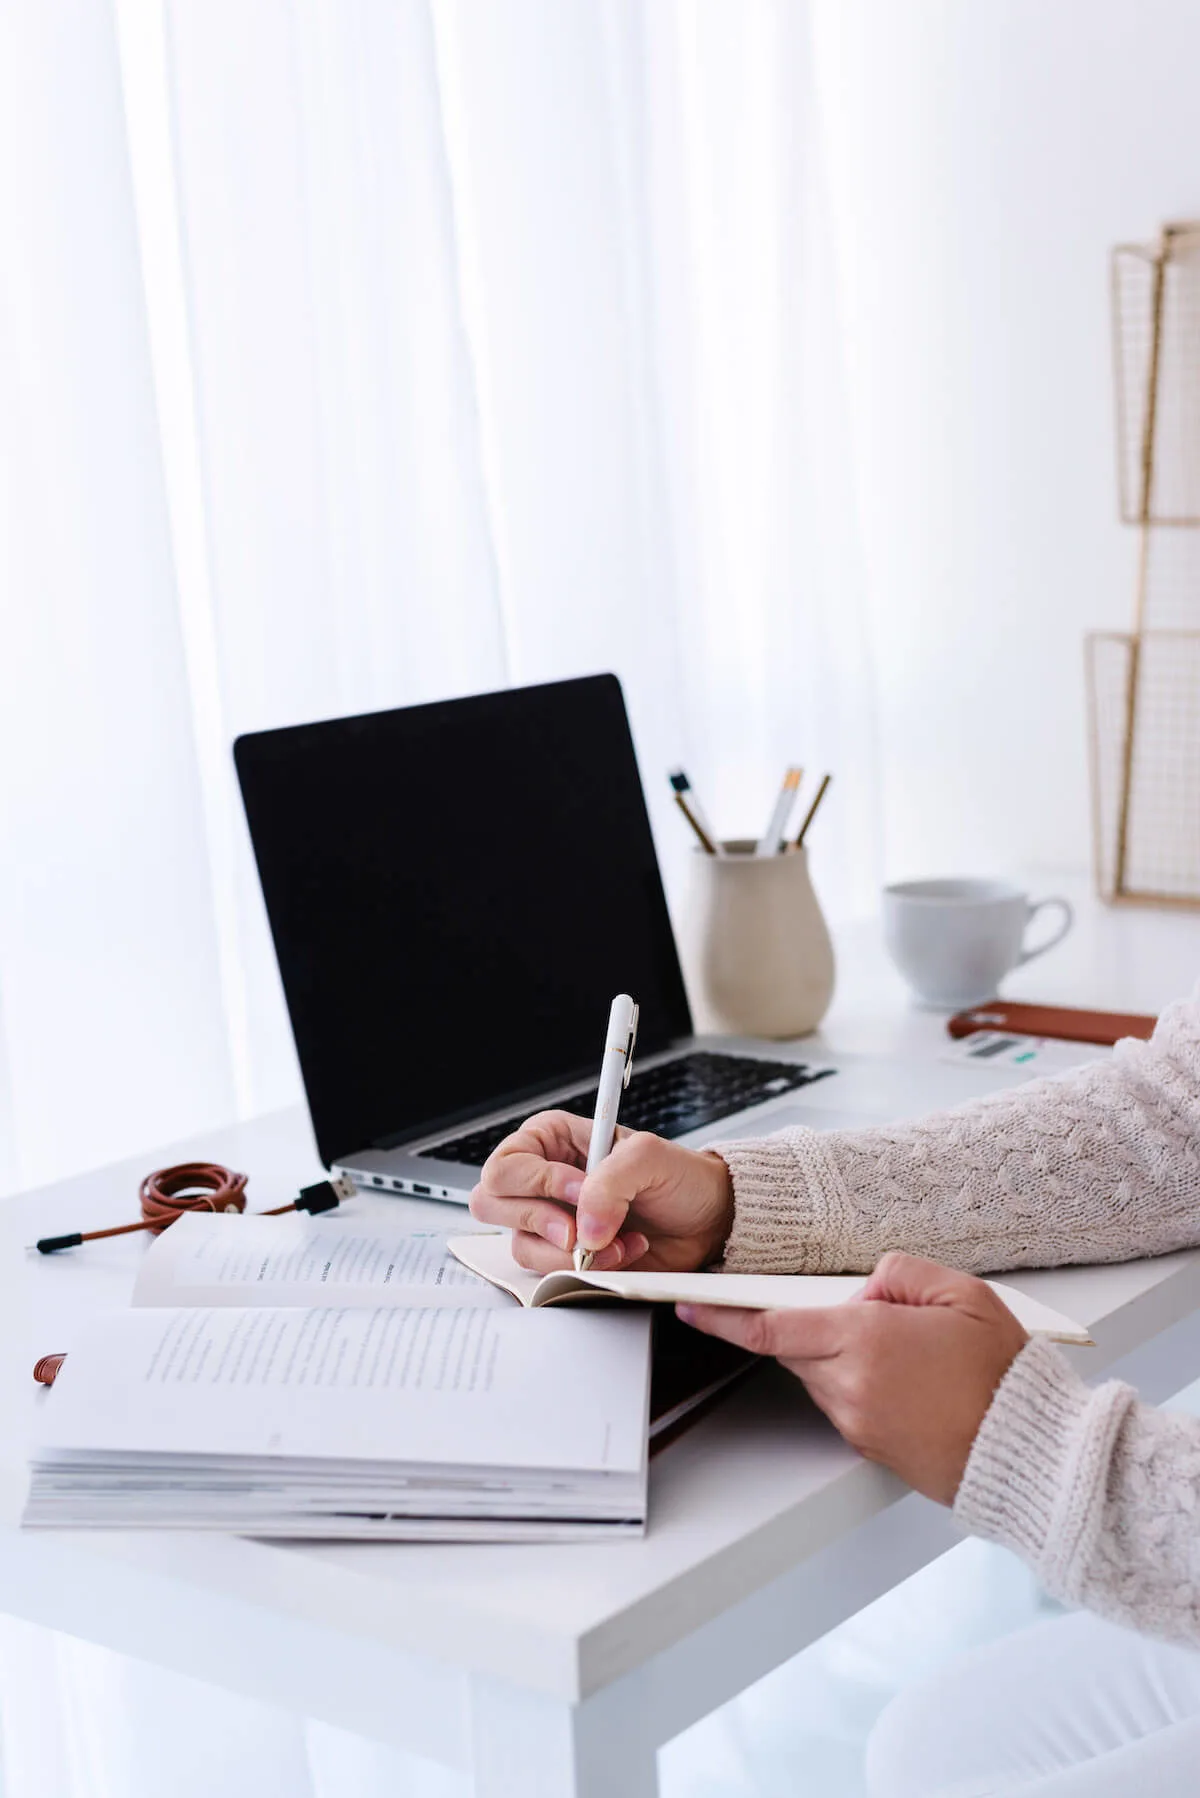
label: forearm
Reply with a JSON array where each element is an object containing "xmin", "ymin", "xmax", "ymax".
[
  {"xmin": 718, "ymin": 991, "xmax": 1200, "ymax": 1274},
  {"xmin": 954, "ymin": 1338, "xmax": 1200, "ymax": 1646}
]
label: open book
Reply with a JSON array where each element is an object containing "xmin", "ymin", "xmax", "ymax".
[
  {"xmin": 446, "ymin": 1233, "xmax": 1094, "ymax": 1345},
  {"xmin": 26, "ymin": 1302, "xmax": 651, "ymax": 1541},
  {"xmin": 25, "ymin": 1215, "xmax": 746, "ymax": 1542}
]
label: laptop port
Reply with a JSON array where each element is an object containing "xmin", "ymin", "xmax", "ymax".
[{"xmin": 412, "ymin": 1183, "xmax": 432, "ymax": 1195}]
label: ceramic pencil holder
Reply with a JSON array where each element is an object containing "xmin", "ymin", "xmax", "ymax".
[{"xmin": 679, "ymin": 841, "xmax": 835, "ymax": 1038}]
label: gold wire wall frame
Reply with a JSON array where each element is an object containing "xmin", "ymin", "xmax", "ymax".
[{"xmin": 1090, "ymin": 221, "xmax": 1200, "ymax": 905}]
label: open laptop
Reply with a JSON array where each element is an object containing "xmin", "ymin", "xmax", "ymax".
[{"xmin": 232, "ymin": 675, "xmax": 995, "ymax": 1203}]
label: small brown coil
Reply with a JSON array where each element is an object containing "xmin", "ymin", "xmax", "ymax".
[{"xmin": 137, "ymin": 1163, "xmax": 249, "ymax": 1234}]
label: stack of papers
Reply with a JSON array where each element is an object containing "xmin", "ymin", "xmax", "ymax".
[{"xmin": 26, "ymin": 1301, "xmax": 652, "ymax": 1540}]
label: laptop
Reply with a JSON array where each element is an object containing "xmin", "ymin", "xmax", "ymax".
[{"xmin": 232, "ymin": 675, "xmax": 977, "ymax": 1203}]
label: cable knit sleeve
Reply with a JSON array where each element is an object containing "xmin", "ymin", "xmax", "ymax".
[
  {"xmin": 717, "ymin": 986, "xmax": 1200, "ymax": 1274},
  {"xmin": 954, "ymin": 1336, "xmax": 1200, "ymax": 1644}
]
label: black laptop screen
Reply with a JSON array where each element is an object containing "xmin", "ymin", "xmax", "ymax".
[{"xmin": 234, "ymin": 675, "xmax": 693, "ymax": 1167}]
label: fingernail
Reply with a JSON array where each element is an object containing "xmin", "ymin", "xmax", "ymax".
[
  {"xmin": 563, "ymin": 1178, "xmax": 584, "ymax": 1203},
  {"xmin": 547, "ymin": 1216, "xmax": 571, "ymax": 1251},
  {"xmin": 676, "ymin": 1304, "xmax": 697, "ymax": 1326}
]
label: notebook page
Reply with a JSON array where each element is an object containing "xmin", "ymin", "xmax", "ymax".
[
  {"xmin": 35, "ymin": 1306, "xmax": 652, "ymax": 1473},
  {"xmin": 445, "ymin": 1231, "xmax": 544, "ymax": 1305},
  {"xmin": 575, "ymin": 1272, "xmax": 1093, "ymax": 1344},
  {"xmin": 571, "ymin": 1271, "xmax": 1090, "ymax": 1343},
  {"xmin": 446, "ymin": 1236, "xmax": 1091, "ymax": 1343},
  {"xmin": 133, "ymin": 1214, "xmax": 512, "ymax": 1310}
]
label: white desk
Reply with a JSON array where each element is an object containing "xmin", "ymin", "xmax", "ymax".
[{"xmin": 4, "ymin": 888, "xmax": 1200, "ymax": 1795}]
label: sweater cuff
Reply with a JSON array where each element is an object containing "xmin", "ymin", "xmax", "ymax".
[
  {"xmin": 715, "ymin": 1127, "xmax": 855, "ymax": 1272},
  {"xmin": 954, "ymin": 1336, "xmax": 1136, "ymax": 1602}
]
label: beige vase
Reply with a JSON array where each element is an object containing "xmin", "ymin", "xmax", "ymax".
[{"xmin": 679, "ymin": 840, "xmax": 835, "ymax": 1038}]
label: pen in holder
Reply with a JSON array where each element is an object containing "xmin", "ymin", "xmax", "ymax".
[{"xmin": 679, "ymin": 841, "xmax": 835, "ymax": 1038}]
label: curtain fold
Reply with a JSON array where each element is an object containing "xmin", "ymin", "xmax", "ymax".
[{"xmin": 157, "ymin": 0, "xmax": 513, "ymax": 1121}]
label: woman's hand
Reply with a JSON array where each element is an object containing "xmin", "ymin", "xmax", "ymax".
[
  {"xmin": 469, "ymin": 1111, "xmax": 735, "ymax": 1273},
  {"xmin": 678, "ymin": 1252, "xmax": 1029, "ymax": 1504}
]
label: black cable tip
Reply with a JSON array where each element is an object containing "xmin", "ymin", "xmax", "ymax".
[
  {"xmin": 35, "ymin": 1232, "xmax": 84, "ymax": 1254},
  {"xmin": 294, "ymin": 1181, "xmax": 342, "ymax": 1216}
]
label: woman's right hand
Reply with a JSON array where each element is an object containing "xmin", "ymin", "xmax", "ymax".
[{"xmin": 469, "ymin": 1111, "xmax": 735, "ymax": 1274}]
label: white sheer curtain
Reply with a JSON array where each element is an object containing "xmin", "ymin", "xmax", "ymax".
[
  {"xmin": 0, "ymin": 0, "xmax": 877, "ymax": 1199},
  {"xmin": 1, "ymin": 3, "xmax": 881, "ymax": 1793}
]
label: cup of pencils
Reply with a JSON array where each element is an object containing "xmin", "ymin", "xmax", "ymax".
[{"xmin": 673, "ymin": 767, "xmax": 835, "ymax": 1038}]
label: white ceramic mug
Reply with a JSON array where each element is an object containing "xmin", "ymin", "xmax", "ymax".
[{"xmin": 883, "ymin": 877, "xmax": 1074, "ymax": 1009}]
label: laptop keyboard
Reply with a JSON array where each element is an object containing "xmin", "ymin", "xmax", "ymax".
[{"xmin": 417, "ymin": 1050, "xmax": 834, "ymax": 1168}]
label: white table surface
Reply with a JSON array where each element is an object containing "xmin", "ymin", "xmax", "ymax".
[{"xmin": 3, "ymin": 880, "xmax": 1200, "ymax": 1794}]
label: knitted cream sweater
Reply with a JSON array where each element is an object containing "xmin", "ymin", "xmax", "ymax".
[{"xmin": 717, "ymin": 988, "xmax": 1200, "ymax": 1646}]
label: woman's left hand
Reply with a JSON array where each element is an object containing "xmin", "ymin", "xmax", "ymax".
[{"xmin": 677, "ymin": 1251, "xmax": 1029, "ymax": 1505}]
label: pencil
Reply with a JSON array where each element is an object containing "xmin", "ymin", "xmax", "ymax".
[
  {"xmin": 669, "ymin": 769, "xmax": 722, "ymax": 855},
  {"xmin": 792, "ymin": 772, "xmax": 832, "ymax": 848},
  {"xmin": 673, "ymin": 791, "xmax": 718, "ymax": 854}
]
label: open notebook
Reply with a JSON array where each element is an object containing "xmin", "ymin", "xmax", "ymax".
[{"xmin": 446, "ymin": 1233, "xmax": 1094, "ymax": 1345}]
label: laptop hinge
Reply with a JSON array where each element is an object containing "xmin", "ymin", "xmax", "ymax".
[{"xmin": 367, "ymin": 1062, "xmax": 607, "ymax": 1154}]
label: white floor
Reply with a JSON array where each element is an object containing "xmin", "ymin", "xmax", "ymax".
[{"xmin": 4, "ymin": 1376, "xmax": 1198, "ymax": 1798}]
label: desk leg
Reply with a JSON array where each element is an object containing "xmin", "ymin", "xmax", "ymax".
[{"xmin": 469, "ymin": 1674, "xmax": 659, "ymax": 1798}]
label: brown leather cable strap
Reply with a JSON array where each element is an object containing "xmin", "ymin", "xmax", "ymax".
[
  {"xmin": 141, "ymin": 1162, "xmax": 249, "ymax": 1230},
  {"xmin": 34, "ymin": 1165, "xmax": 341, "ymax": 1259},
  {"xmin": 74, "ymin": 1162, "xmax": 251, "ymax": 1243}
]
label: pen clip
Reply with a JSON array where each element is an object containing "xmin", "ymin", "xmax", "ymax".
[{"xmin": 622, "ymin": 1004, "xmax": 640, "ymax": 1087}]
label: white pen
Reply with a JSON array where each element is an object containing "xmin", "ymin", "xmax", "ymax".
[
  {"xmin": 756, "ymin": 765, "xmax": 803, "ymax": 856},
  {"xmin": 573, "ymin": 993, "xmax": 639, "ymax": 1273}
]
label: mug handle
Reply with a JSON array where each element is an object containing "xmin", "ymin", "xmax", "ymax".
[{"xmin": 1018, "ymin": 897, "xmax": 1074, "ymax": 966}]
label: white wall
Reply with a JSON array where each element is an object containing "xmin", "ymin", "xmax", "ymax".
[{"xmin": 811, "ymin": 0, "xmax": 1200, "ymax": 887}]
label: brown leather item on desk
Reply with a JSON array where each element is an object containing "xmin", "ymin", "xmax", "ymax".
[
  {"xmin": 947, "ymin": 1000, "xmax": 1157, "ymax": 1047},
  {"xmin": 138, "ymin": 1163, "xmax": 249, "ymax": 1233},
  {"xmin": 32, "ymin": 1163, "xmax": 348, "ymax": 1255},
  {"xmin": 33, "ymin": 1162, "xmax": 250, "ymax": 1255}
]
